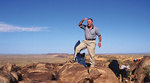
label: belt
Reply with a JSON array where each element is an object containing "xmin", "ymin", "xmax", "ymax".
[{"xmin": 86, "ymin": 39, "xmax": 96, "ymax": 40}]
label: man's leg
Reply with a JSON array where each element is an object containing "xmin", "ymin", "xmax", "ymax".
[
  {"xmin": 74, "ymin": 40, "xmax": 87, "ymax": 60},
  {"xmin": 87, "ymin": 40, "xmax": 96, "ymax": 67}
]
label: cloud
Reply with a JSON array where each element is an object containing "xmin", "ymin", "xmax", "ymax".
[{"xmin": 0, "ymin": 22, "xmax": 47, "ymax": 32}]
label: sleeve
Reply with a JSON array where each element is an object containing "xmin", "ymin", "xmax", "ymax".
[
  {"xmin": 95, "ymin": 27, "xmax": 101, "ymax": 36},
  {"xmin": 80, "ymin": 24, "xmax": 86, "ymax": 30}
]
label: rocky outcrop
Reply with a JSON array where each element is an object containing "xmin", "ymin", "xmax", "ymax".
[
  {"xmin": 132, "ymin": 56, "xmax": 150, "ymax": 83},
  {"xmin": 58, "ymin": 63, "xmax": 90, "ymax": 83},
  {"xmin": 0, "ymin": 62, "xmax": 19, "ymax": 83},
  {"xmin": 58, "ymin": 63, "xmax": 119, "ymax": 83},
  {"xmin": 0, "ymin": 62, "xmax": 119, "ymax": 83},
  {"xmin": 20, "ymin": 63, "xmax": 59, "ymax": 83}
]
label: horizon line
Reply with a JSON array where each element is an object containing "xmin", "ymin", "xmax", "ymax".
[{"xmin": 0, "ymin": 52, "xmax": 150, "ymax": 55}]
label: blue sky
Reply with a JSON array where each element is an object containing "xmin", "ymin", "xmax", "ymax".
[{"xmin": 0, "ymin": 0, "xmax": 150, "ymax": 54}]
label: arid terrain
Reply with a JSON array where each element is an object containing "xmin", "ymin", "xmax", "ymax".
[
  {"xmin": 0, "ymin": 54, "xmax": 146, "ymax": 67},
  {"xmin": 0, "ymin": 54, "xmax": 149, "ymax": 83},
  {"xmin": 0, "ymin": 54, "xmax": 71, "ymax": 67}
]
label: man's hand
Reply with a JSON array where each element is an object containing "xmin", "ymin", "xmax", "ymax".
[
  {"xmin": 98, "ymin": 42, "xmax": 101, "ymax": 48},
  {"xmin": 83, "ymin": 18, "xmax": 88, "ymax": 21},
  {"xmin": 79, "ymin": 18, "xmax": 88, "ymax": 27}
]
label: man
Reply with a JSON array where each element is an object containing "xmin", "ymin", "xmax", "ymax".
[{"xmin": 74, "ymin": 18, "xmax": 101, "ymax": 67}]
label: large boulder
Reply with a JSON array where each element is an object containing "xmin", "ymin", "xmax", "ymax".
[
  {"xmin": 89, "ymin": 67, "xmax": 119, "ymax": 83},
  {"xmin": 0, "ymin": 62, "xmax": 22, "ymax": 83},
  {"xmin": 18, "ymin": 80, "xmax": 58, "ymax": 83},
  {"xmin": 1, "ymin": 62, "xmax": 21, "ymax": 72},
  {"xmin": 0, "ymin": 71, "xmax": 17, "ymax": 83},
  {"xmin": 58, "ymin": 63, "xmax": 90, "ymax": 83},
  {"xmin": 58, "ymin": 62, "xmax": 119, "ymax": 83},
  {"xmin": 2, "ymin": 62, "xmax": 13, "ymax": 72},
  {"xmin": 21, "ymin": 63, "xmax": 58, "ymax": 82}
]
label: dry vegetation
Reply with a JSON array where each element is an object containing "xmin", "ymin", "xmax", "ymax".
[
  {"xmin": 0, "ymin": 54, "xmax": 70, "ymax": 67},
  {"xmin": 0, "ymin": 54, "xmax": 149, "ymax": 67}
]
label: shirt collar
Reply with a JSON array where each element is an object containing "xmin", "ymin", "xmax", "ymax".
[{"xmin": 87, "ymin": 25, "xmax": 94, "ymax": 29}]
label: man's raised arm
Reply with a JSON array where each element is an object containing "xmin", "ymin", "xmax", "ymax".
[{"xmin": 78, "ymin": 18, "xmax": 88, "ymax": 27}]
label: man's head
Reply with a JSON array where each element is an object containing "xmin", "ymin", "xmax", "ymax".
[{"xmin": 87, "ymin": 18, "xmax": 93, "ymax": 26}]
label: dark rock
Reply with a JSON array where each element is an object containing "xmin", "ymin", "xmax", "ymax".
[
  {"xmin": 108, "ymin": 60, "xmax": 120, "ymax": 77},
  {"xmin": 21, "ymin": 62, "xmax": 58, "ymax": 82},
  {"xmin": 0, "ymin": 71, "xmax": 17, "ymax": 83},
  {"xmin": 133, "ymin": 56, "xmax": 150, "ymax": 83}
]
